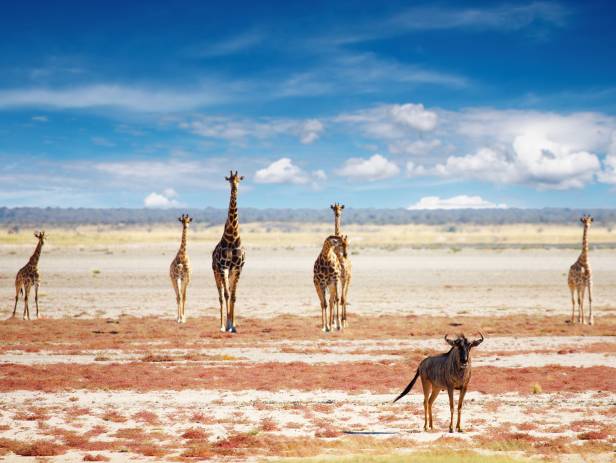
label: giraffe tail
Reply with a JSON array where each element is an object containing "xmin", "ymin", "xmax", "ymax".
[{"xmin": 393, "ymin": 369, "xmax": 420, "ymax": 403}]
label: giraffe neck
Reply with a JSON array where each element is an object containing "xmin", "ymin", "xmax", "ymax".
[
  {"xmin": 578, "ymin": 225, "xmax": 590, "ymax": 265},
  {"xmin": 321, "ymin": 238, "xmax": 337, "ymax": 259},
  {"xmin": 222, "ymin": 184, "xmax": 241, "ymax": 244},
  {"xmin": 334, "ymin": 214, "xmax": 341, "ymax": 236},
  {"xmin": 29, "ymin": 241, "xmax": 43, "ymax": 266},
  {"xmin": 178, "ymin": 225, "xmax": 188, "ymax": 257}
]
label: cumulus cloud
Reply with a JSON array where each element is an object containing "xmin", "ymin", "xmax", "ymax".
[
  {"xmin": 337, "ymin": 154, "xmax": 400, "ymax": 181},
  {"xmin": 31, "ymin": 115, "xmax": 48, "ymax": 122},
  {"xmin": 336, "ymin": 103, "xmax": 438, "ymax": 140},
  {"xmin": 597, "ymin": 133, "xmax": 616, "ymax": 185},
  {"xmin": 389, "ymin": 139, "xmax": 442, "ymax": 156},
  {"xmin": 254, "ymin": 158, "xmax": 326, "ymax": 186},
  {"xmin": 181, "ymin": 116, "xmax": 324, "ymax": 144},
  {"xmin": 144, "ymin": 189, "xmax": 181, "ymax": 208},
  {"xmin": 408, "ymin": 195, "xmax": 508, "ymax": 210}
]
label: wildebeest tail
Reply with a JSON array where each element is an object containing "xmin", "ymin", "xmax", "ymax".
[{"xmin": 393, "ymin": 369, "xmax": 420, "ymax": 403}]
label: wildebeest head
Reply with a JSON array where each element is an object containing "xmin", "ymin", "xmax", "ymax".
[{"xmin": 445, "ymin": 333, "xmax": 484, "ymax": 368}]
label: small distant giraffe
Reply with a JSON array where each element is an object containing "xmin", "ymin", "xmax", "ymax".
[
  {"xmin": 331, "ymin": 203, "xmax": 352, "ymax": 328},
  {"xmin": 12, "ymin": 231, "xmax": 46, "ymax": 320},
  {"xmin": 314, "ymin": 235, "xmax": 347, "ymax": 332},
  {"xmin": 568, "ymin": 214, "xmax": 594, "ymax": 325},
  {"xmin": 212, "ymin": 171, "xmax": 246, "ymax": 333},
  {"xmin": 170, "ymin": 214, "xmax": 192, "ymax": 323}
]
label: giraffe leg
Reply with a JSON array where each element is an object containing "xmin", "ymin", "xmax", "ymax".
[
  {"xmin": 34, "ymin": 282, "xmax": 40, "ymax": 319},
  {"xmin": 328, "ymin": 282, "xmax": 337, "ymax": 332},
  {"xmin": 421, "ymin": 377, "xmax": 431, "ymax": 431},
  {"xmin": 428, "ymin": 387, "xmax": 440, "ymax": 430},
  {"xmin": 12, "ymin": 285, "xmax": 20, "ymax": 318},
  {"xmin": 228, "ymin": 269, "xmax": 240, "ymax": 333},
  {"xmin": 342, "ymin": 275, "xmax": 351, "ymax": 328},
  {"xmin": 314, "ymin": 281, "xmax": 328, "ymax": 332},
  {"xmin": 579, "ymin": 285, "xmax": 586, "ymax": 325},
  {"xmin": 180, "ymin": 277, "xmax": 189, "ymax": 323},
  {"xmin": 576, "ymin": 288, "xmax": 582, "ymax": 323},
  {"xmin": 171, "ymin": 276, "xmax": 181, "ymax": 323},
  {"xmin": 456, "ymin": 387, "xmax": 467, "ymax": 432},
  {"xmin": 23, "ymin": 284, "xmax": 31, "ymax": 321},
  {"xmin": 214, "ymin": 272, "xmax": 225, "ymax": 331},
  {"xmin": 569, "ymin": 285, "xmax": 576, "ymax": 324},
  {"xmin": 222, "ymin": 270, "xmax": 232, "ymax": 332},
  {"xmin": 447, "ymin": 387, "xmax": 455, "ymax": 433},
  {"xmin": 587, "ymin": 281, "xmax": 594, "ymax": 325}
]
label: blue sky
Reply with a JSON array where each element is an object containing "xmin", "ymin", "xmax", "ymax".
[{"xmin": 1, "ymin": 0, "xmax": 615, "ymax": 209}]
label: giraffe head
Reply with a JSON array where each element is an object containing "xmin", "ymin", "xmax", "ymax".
[
  {"xmin": 330, "ymin": 203, "xmax": 344, "ymax": 217},
  {"xmin": 580, "ymin": 214, "xmax": 593, "ymax": 227},
  {"xmin": 178, "ymin": 214, "xmax": 193, "ymax": 227},
  {"xmin": 34, "ymin": 231, "xmax": 47, "ymax": 244},
  {"xmin": 225, "ymin": 171, "xmax": 244, "ymax": 188}
]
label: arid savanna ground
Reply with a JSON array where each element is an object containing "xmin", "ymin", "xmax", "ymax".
[{"xmin": 0, "ymin": 223, "xmax": 615, "ymax": 462}]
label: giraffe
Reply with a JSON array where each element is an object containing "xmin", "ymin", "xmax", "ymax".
[
  {"xmin": 212, "ymin": 171, "xmax": 245, "ymax": 333},
  {"xmin": 568, "ymin": 214, "xmax": 594, "ymax": 325},
  {"xmin": 170, "ymin": 214, "xmax": 192, "ymax": 323},
  {"xmin": 313, "ymin": 234, "xmax": 347, "ymax": 332},
  {"xmin": 12, "ymin": 231, "xmax": 46, "ymax": 320},
  {"xmin": 331, "ymin": 203, "xmax": 352, "ymax": 328}
]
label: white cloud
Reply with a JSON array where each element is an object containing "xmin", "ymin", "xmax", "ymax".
[
  {"xmin": 406, "ymin": 161, "xmax": 427, "ymax": 177},
  {"xmin": 390, "ymin": 139, "xmax": 442, "ymax": 156},
  {"xmin": 181, "ymin": 116, "xmax": 324, "ymax": 144},
  {"xmin": 91, "ymin": 136, "xmax": 115, "ymax": 147},
  {"xmin": 597, "ymin": 133, "xmax": 616, "ymax": 185},
  {"xmin": 192, "ymin": 30, "xmax": 263, "ymax": 57},
  {"xmin": 144, "ymin": 189, "xmax": 181, "ymax": 208},
  {"xmin": 254, "ymin": 158, "xmax": 325, "ymax": 186},
  {"xmin": 31, "ymin": 115, "xmax": 48, "ymax": 122},
  {"xmin": 0, "ymin": 84, "xmax": 225, "ymax": 112},
  {"xmin": 390, "ymin": 103, "xmax": 438, "ymax": 131},
  {"xmin": 337, "ymin": 103, "xmax": 438, "ymax": 141},
  {"xmin": 408, "ymin": 195, "xmax": 508, "ymax": 210},
  {"xmin": 337, "ymin": 154, "xmax": 400, "ymax": 181}
]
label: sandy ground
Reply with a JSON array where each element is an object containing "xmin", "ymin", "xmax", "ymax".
[
  {"xmin": 1, "ymin": 245, "xmax": 616, "ymax": 320},
  {"xmin": 0, "ymin": 241, "xmax": 615, "ymax": 461}
]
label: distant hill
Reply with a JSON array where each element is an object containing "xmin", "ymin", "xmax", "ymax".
[{"xmin": 1, "ymin": 207, "xmax": 615, "ymax": 226}]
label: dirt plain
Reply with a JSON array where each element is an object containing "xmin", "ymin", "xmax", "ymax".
[{"xmin": 0, "ymin": 224, "xmax": 615, "ymax": 462}]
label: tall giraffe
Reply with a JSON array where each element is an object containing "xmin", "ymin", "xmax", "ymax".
[
  {"xmin": 568, "ymin": 214, "xmax": 594, "ymax": 325},
  {"xmin": 212, "ymin": 171, "xmax": 245, "ymax": 333},
  {"xmin": 12, "ymin": 231, "xmax": 46, "ymax": 320},
  {"xmin": 170, "ymin": 214, "xmax": 192, "ymax": 323},
  {"xmin": 330, "ymin": 203, "xmax": 352, "ymax": 328},
  {"xmin": 314, "ymin": 235, "xmax": 347, "ymax": 332}
]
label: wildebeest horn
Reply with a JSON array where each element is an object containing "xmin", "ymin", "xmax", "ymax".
[{"xmin": 470, "ymin": 332, "xmax": 484, "ymax": 347}]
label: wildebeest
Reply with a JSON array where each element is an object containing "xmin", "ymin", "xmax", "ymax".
[{"xmin": 393, "ymin": 333, "xmax": 484, "ymax": 433}]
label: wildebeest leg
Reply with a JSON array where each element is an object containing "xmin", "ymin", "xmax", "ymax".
[
  {"xmin": 456, "ymin": 387, "xmax": 467, "ymax": 432},
  {"xmin": 421, "ymin": 376, "xmax": 431, "ymax": 431},
  {"xmin": 447, "ymin": 387, "xmax": 455, "ymax": 433},
  {"xmin": 428, "ymin": 387, "xmax": 440, "ymax": 430}
]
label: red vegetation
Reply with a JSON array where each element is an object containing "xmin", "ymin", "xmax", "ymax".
[
  {"xmin": 182, "ymin": 428, "xmax": 209, "ymax": 440},
  {"xmin": 132, "ymin": 410, "xmax": 160, "ymax": 424},
  {"xmin": 83, "ymin": 454, "xmax": 110, "ymax": 462},
  {"xmin": 260, "ymin": 417, "xmax": 278, "ymax": 432},
  {"xmin": 578, "ymin": 430, "xmax": 609, "ymax": 440}
]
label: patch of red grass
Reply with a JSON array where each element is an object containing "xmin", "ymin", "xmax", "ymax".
[
  {"xmin": 13, "ymin": 407, "xmax": 49, "ymax": 421},
  {"xmin": 84, "ymin": 424, "xmax": 107, "ymax": 438},
  {"xmin": 133, "ymin": 409, "xmax": 159, "ymax": 424},
  {"xmin": 130, "ymin": 442, "xmax": 168, "ymax": 457},
  {"xmin": 141, "ymin": 353, "xmax": 174, "ymax": 362},
  {"xmin": 113, "ymin": 427, "xmax": 145, "ymax": 440},
  {"xmin": 182, "ymin": 428, "xmax": 209, "ymax": 440},
  {"xmin": 570, "ymin": 419, "xmax": 601, "ymax": 432},
  {"xmin": 49, "ymin": 427, "xmax": 90, "ymax": 447},
  {"xmin": 0, "ymin": 424, "xmax": 9, "ymax": 431},
  {"xmin": 83, "ymin": 454, "xmax": 110, "ymax": 462},
  {"xmin": 260, "ymin": 417, "xmax": 278, "ymax": 432},
  {"xmin": 516, "ymin": 422, "xmax": 537, "ymax": 431},
  {"xmin": 181, "ymin": 443, "xmax": 214, "ymax": 458},
  {"xmin": 100, "ymin": 409, "xmax": 126, "ymax": 423},
  {"xmin": 190, "ymin": 411, "xmax": 213, "ymax": 424},
  {"xmin": 65, "ymin": 406, "xmax": 90, "ymax": 418},
  {"xmin": 14, "ymin": 440, "xmax": 66, "ymax": 456},
  {"xmin": 578, "ymin": 430, "xmax": 609, "ymax": 440},
  {"xmin": 3, "ymin": 361, "xmax": 614, "ymax": 393},
  {"xmin": 314, "ymin": 427, "xmax": 341, "ymax": 438}
]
